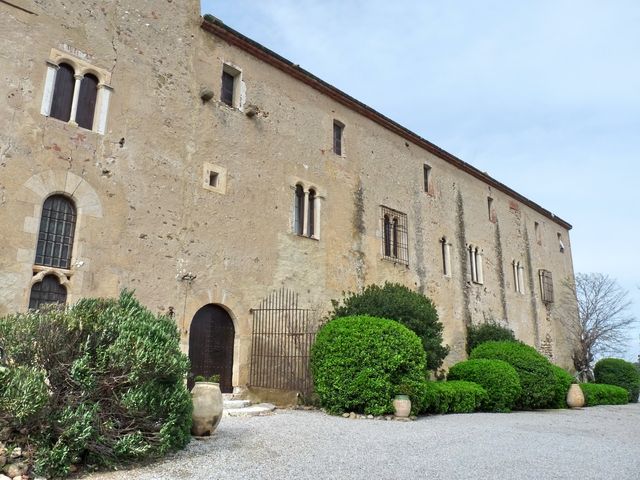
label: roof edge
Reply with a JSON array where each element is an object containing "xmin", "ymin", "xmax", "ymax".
[{"xmin": 200, "ymin": 17, "xmax": 572, "ymax": 231}]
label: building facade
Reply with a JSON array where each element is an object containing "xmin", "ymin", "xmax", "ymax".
[{"xmin": 0, "ymin": 0, "xmax": 578, "ymax": 395}]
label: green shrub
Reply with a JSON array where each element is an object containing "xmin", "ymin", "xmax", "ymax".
[
  {"xmin": 422, "ymin": 381, "xmax": 487, "ymax": 414},
  {"xmin": 0, "ymin": 291, "xmax": 192, "ymax": 477},
  {"xmin": 594, "ymin": 358, "xmax": 640, "ymax": 403},
  {"xmin": 466, "ymin": 321, "xmax": 516, "ymax": 354},
  {"xmin": 447, "ymin": 359, "xmax": 521, "ymax": 412},
  {"xmin": 329, "ymin": 283, "xmax": 449, "ymax": 371},
  {"xmin": 549, "ymin": 365, "xmax": 574, "ymax": 408},
  {"xmin": 470, "ymin": 341, "xmax": 557, "ymax": 410},
  {"xmin": 311, "ymin": 315, "xmax": 427, "ymax": 415},
  {"xmin": 580, "ymin": 383, "xmax": 629, "ymax": 406}
]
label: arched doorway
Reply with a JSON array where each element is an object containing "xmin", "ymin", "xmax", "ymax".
[{"xmin": 188, "ymin": 304, "xmax": 235, "ymax": 393}]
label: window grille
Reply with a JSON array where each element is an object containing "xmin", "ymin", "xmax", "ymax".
[
  {"xmin": 539, "ymin": 269, "xmax": 554, "ymax": 303},
  {"xmin": 381, "ymin": 206, "xmax": 408, "ymax": 265},
  {"xmin": 28, "ymin": 275, "xmax": 67, "ymax": 310},
  {"xmin": 35, "ymin": 195, "xmax": 76, "ymax": 269}
]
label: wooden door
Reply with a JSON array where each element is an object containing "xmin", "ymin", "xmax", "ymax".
[{"xmin": 189, "ymin": 305, "xmax": 235, "ymax": 393}]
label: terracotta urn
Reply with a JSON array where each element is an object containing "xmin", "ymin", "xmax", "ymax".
[
  {"xmin": 191, "ymin": 382, "xmax": 223, "ymax": 436},
  {"xmin": 393, "ymin": 394, "xmax": 412, "ymax": 418},
  {"xmin": 566, "ymin": 383, "xmax": 585, "ymax": 408}
]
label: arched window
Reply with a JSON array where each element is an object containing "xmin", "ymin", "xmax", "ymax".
[
  {"xmin": 28, "ymin": 275, "xmax": 67, "ymax": 310},
  {"xmin": 294, "ymin": 185, "xmax": 305, "ymax": 235},
  {"xmin": 50, "ymin": 63, "xmax": 75, "ymax": 122},
  {"xmin": 307, "ymin": 189, "xmax": 316, "ymax": 237},
  {"xmin": 35, "ymin": 195, "xmax": 76, "ymax": 269},
  {"xmin": 383, "ymin": 214, "xmax": 391, "ymax": 257},
  {"xmin": 76, "ymin": 73, "xmax": 98, "ymax": 130}
]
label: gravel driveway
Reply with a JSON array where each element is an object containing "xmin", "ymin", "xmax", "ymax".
[{"xmin": 85, "ymin": 403, "xmax": 640, "ymax": 480}]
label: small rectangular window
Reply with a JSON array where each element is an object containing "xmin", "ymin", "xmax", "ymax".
[
  {"xmin": 441, "ymin": 237, "xmax": 451, "ymax": 277},
  {"xmin": 333, "ymin": 121, "xmax": 344, "ymax": 155},
  {"xmin": 557, "ymin": 233, "xmax": 565, "ymax": 253},
  {"xmin": 534, "ymin": 221, "xmax": 541, "ymax": 245},
  {"xmin": 221, "ymin": 71, "xmax": 235, "ymax": 106},
  {"xmin": 209, "ymin": 172, "xmax": 219, "ymax": 188},
  {"xmin": 424, "ymin": 164, "xmax": 432, "ymax": 194},
  {"xmin": 487, "ymin": 197, "xmax": 495, "ymax": 222}
]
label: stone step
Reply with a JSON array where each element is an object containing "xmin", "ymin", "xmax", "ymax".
[
  {"xmin": 224, "ymin": 403, "xmax": 276, "ymax": 417},
  {"xmin": 223, "ymin": 399, "xmax": 251, "ymax": 409}
]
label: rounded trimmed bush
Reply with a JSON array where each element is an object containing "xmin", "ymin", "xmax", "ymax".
[
  {"xmin": 549, "ymin": 365, "xmax": 574, "ymax": 408},
  {"xmin": 422, "ymin": 381, "xmax": 487, "ymax": 414},
  {"xmin": 470, "ymin": 341, "xmax": 557, "ymax": 410},
  {"xmin": 466, "ymin": 321, "xmax": 516, "ymax": 354},
  {"xmin": 311, "ymin": 315, "xmax": 427, "ymax": 415},
  {"xmin": 330, "ymin": 283, "xmax": 449, "ymax": 371},
  {"xmin": 594, "ymin": 358, "xmax": 640, "ymax": 403},
  {"xmin": 580, "ymin": 383, "xmax": 629, "ymax": 406},
  {"xmin": 447, "ymin": 359, "xmax": 521, "ymax": 412}
]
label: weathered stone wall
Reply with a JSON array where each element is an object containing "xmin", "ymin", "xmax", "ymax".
[{"xmin": 0, "ymin": 0, "xmax": 578, "ymax": 393}]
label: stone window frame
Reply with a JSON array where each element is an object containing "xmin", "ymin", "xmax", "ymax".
[
  {"xmin": 440, "ymin": 236, "xmax": 452, "ymax": 277},
  {"xmin": 40, "ymin": 48, "xmax": 113, "ymax": 134},
  {"xmin": 202, "ymin": 163, "xmax": 228, "ymax": 195},
  {"xmin": 512, "ymin": 260, "xmax": 525, "ymax": 294},
  {"xmin": 289, "ymin": 177, "xmax": 324, "ymax": 240},
  {"xmin": 333, "ymin": 120, "xmax": 345, "ymax": 156},
  {"xmin": 539, "ymin": 269, "xmax": 554, "ymax": 304},
  {"xmin": 220, "ymin": 62, "xmax": 245, "ymax": 110},
  {"xmin": 467, "ymin": 244, "xmax": 484, "ymax": 284},
  {"xmin": 17, "ymin": 170, "xmax": 103, "ymax": 310},
  {"xmin": 381, "ymin": 206, "xmax": 409, "ymax": 266}
]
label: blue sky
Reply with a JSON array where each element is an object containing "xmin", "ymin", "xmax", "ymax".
[{"xmin": 201, "ymin": 1, "xmax": 640, "ymax": 360}]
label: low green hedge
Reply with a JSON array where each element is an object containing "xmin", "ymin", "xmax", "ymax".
[
  {"xmin": 447, "ymin": 359, "xmax": 521, "ymax": 412},
  {"xmin": 549, "ymin": 365, "xmax": 574, "ymax": 409},
  {"xmin": 470, "ymin": 341, "xmax": 557, "ymax": 410},
  {"xmin": 311, "ymin": 315, "xmax": 428, "ymax": 415},
  {"xmin": 580, "ymin": 383, "xmax": 629, "ymax": 406},
  {"xmin": 594, "ymin": 358, "xmax": 640, "ymax": 403},
  {"xmin": 466, "ymin": 321, "xmax": 516, "ymax": 354},
  {"xmin": 422, "ymin": 381, "xmax": 487, "ymax": 414}
]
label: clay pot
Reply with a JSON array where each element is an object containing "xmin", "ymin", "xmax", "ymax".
[
  {"xmin": 191, "ymin": 382, "xmax": 223, "ymax": 436},
  {"xmin": 393, "ymin": 394, "xmax": 412, "ymax": 418},
  {"xmin": 566, "ymin": 383, "xmax": 585, "ymax": 408}
]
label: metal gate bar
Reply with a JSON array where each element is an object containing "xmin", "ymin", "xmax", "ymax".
[{"xmin": 249, "ymin": 288, "xmax": 317, "ymax": 395}]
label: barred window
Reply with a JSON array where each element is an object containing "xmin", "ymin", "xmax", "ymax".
[
  {"xmin": 381, "ymin": 206, "xmax": 408, "ymax": 265},
  {"xmin": 35, "ymin": 195, "xmax": 76, "ymax": 269},
  {"xmin": 539, "ymin": 269, "xmax": 554, "ymax": 303},
  {"xmin": 28, "ymin": 275, "xmax": 67, "ymax": 310}
]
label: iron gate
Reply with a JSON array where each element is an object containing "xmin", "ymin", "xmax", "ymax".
[{"xmin": 249, "ymin": 288, "xmax": 318, "ymax": 395}]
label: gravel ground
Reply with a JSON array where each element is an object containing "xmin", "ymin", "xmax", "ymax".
[{"xmin": 85, "ymin": 403, "xmax": 640, "ymax": 480}]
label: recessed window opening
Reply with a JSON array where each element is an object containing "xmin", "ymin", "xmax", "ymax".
[
  {"xmin": 381, "ymin": 206, "xmax": 408, "ymax": 265},
  {"xmin": 534, "ymin": 221, "xmax": 541, "ymax": 245},
  {"xmin": 50, "ymin": 63, "xmax": 74, "ymax": 122},
  {"xmin": 441, "ymin": 237, "xmax": 451, "ymax": 277},
  {"xmin": 468, "ymin": 244, "xmax": 483, "ymax": 284},
  {"xmin": 76, "ymin": 73, "xmax": 98, "ymax": 130},
  {"xmin": 221, "ymin": 70, "xmax": 235, "ymax": 106},
  {"xmin": 487, "ymin": 197, "xmax": 495, "ymax": 222},
  {"xmin": 294, "ymin": 185, "xmax": 305, "ymax": 236},
  {"xmin": 557, "ymin": 233, "xmax": 565, "ymax": 253},
  {"xmin": 423, "ymin": 164, "xmax": 432, "ymax": 194},
  {"xmin": 209, "ymin": 171, "xmax": 219, "ymax": 188},
  {"xmin": 28, "ymin": 275, "xmax": 67, "ymax": 310},
  {"xmin": 307, "ymin": 189, "xmax": 316, "ymax": 237},
  {"xmin": 513, "ymin": 260, "xmax": 525, "ymax": 294},
  {"xmin": 333, "ymin": 120, "xmax": 344, "ymax": 155}
]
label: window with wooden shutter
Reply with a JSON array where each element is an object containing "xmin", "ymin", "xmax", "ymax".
[
  {"xmin": 50, "ymin": 63, "xmax": 75, "ymax": 122},
  {"xmin": 539, "ymin": 269, "xmax": 554, "ymax": 303},
  {"xmin": 76, "ymin": 73, "xmax": 98, "ymax": 129}
]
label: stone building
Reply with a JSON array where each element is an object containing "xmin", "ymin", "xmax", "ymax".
[{"xmin": 0, "ymin": 0, "xmax": 577, "ymax": 397}]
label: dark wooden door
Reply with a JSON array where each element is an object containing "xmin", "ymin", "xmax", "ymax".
[{"xmin": 189, "ymin": 305, "xmax": 235, "ymax": 393}]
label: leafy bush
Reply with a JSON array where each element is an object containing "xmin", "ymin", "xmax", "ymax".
[
  {"xmin": 580, "ymin": 383, "xmax": 629, "ymax": 406},
  {"xmin": 470, "ymin": 341, "xmax": 557, "ymax": 410},
  {"xmin": 0, "ymin": 291, "xmax": 192, "ymax": 477},
  {"xmin": 330, "ymin": 283, "xmax": 449, "ymax": 371},
  {"xmin": 466, "ymin": 321, "xmax": 516, "ymax": 354},
  {"xmin": 422, "ymin": 381, "xmax": 487, "ymax": 414},
  {"xmin": 447, "ymin": 359, "xmax": 521, "ymax": 412},
  {"xmin": 594, "ymin": 358, "xmax": 640, "ymax": 403},
  {"xmin": 549, "ymin": 365, "xmax": 574, "ymax": 409},
  {"xmin": 311, "ymin": 315, "xmax": 427, "ymax": 415}
]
